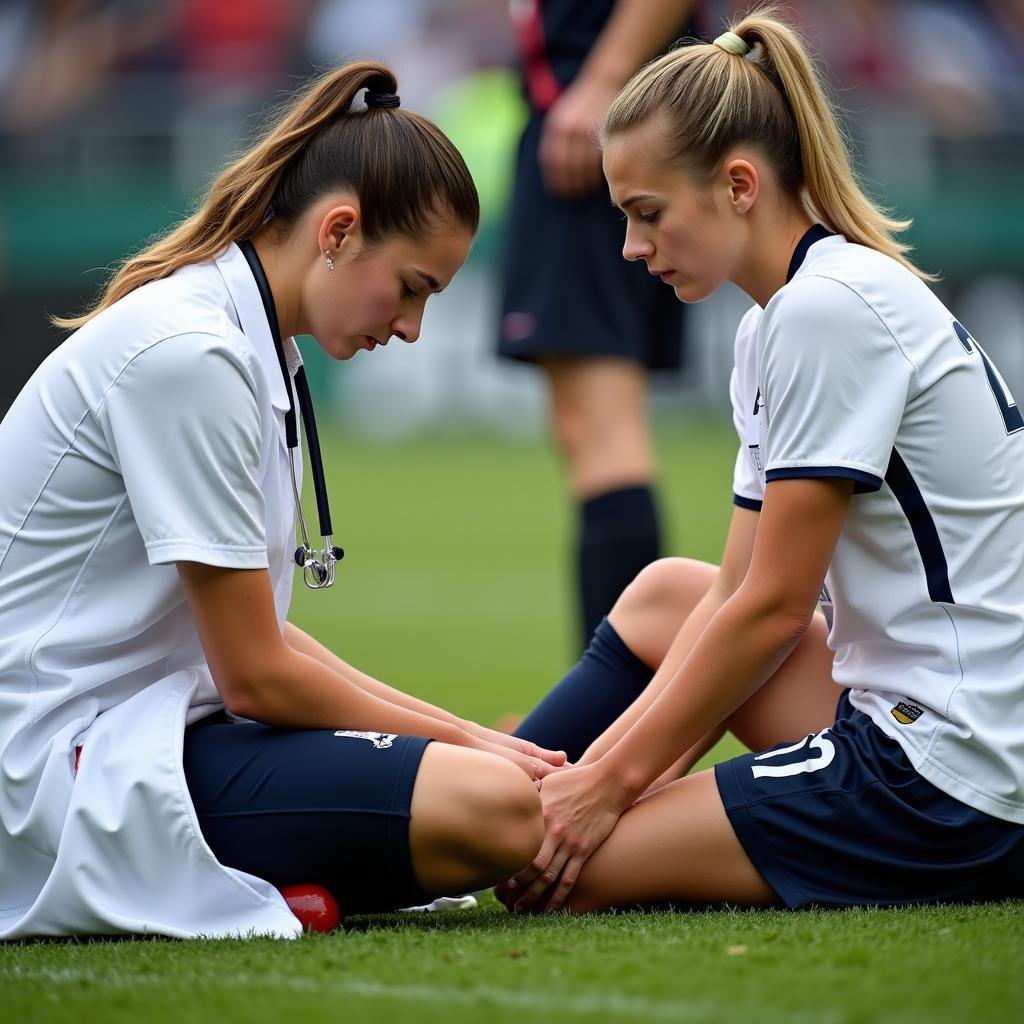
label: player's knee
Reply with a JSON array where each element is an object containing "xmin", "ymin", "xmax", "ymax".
[
  {"xmin": 411, "ymin": 747, "xmax": 544, "ymax": 888},
  {"xmin": 610, "ymin": 558, "xmax": 717, "ymax": 665},
  {"xmin": 627, "ymin": 557, "xmax": 690, "ymax": 601},
  {"xmin": 446, "ymin": 757, "xmax": 543, "ymax": 876},
  {"xmin": 471, "ymin": 760, "xmax": 544, "ymax": 875},
  {"xmin": 616, "ymin": 557, "xmax": 710, "ymax": 617}
]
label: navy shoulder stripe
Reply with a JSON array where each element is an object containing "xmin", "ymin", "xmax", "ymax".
[{"xmin": 884, "ymin": 449, "xmax": 954, "ymax": 604}]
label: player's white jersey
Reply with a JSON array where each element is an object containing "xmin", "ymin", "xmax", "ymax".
[{"xmin": 730, "ymin": 228, "xmax": 1024, "ymax": 824}]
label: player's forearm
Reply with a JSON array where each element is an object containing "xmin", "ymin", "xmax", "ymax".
[
  {"xmin": 578, "ymin": 581, "xmax": 731, "ymax": 766},
  {"xmin": 284, "ymin": 621, "xmax": 468, "ymax": 729},
  {"xmin": 227, "ymin": 641, "xmax": 468, "ymax": 742},
  {"xmin": 580, "ymin": 0, "xmax": 694, "ymax": 89},
  {"xmin": 596, "ymin": 591, "xmax": 812, "ymax": 800}
]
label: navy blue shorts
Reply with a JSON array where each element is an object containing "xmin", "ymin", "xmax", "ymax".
[
  {"xmin": 715, "ymin": 692, "xmax": 1024, "ymax": 908},
  {"xmin": 497, "ymin": 108, "xmax": 684, "ymax": 370},
  {"xmin": 182, "ymin": 714, "xmax": 435, "ymax": 914}
]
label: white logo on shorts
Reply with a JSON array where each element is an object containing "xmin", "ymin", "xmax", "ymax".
[
  {"xmin": 751, "ymin": 729, "xmax": 836, "ymax": 779},
  {"xmin": 333, "ymin": 730, "xmax": 396, "ymax": 749}
]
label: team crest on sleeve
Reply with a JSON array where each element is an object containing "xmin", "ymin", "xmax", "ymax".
[
  {"xmin": 891, "ymin": 702, "xmax": 924, "ymax": 725},
  {"xmin": 333, "ymin": 730, "xmax": 396, "ymax": 749}
]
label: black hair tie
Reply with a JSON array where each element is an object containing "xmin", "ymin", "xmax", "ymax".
[{"xmin": 365, "ymin": 90, "xmax": 401, "ymax": 109}]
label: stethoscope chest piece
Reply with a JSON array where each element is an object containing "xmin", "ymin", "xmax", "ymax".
[{"xmin": 294, "ymin": 542, "xmax": 345, "ymax": 589}]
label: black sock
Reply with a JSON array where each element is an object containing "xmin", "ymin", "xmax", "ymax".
[
  {"xmin": 513, "ymin": 617, "xmax": 653, "ymax": 762},
  {"xmin": 578, "ymin": 484, "xmax": 662, "ymax": 652}
]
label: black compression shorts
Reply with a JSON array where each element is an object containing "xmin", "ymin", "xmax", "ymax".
[{"xmin": 183, "ymin": 713, "xmax": 435, "ymax": 914}]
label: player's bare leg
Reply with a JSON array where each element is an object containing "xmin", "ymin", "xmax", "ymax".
[
  {"xmin": 497, "ymin": 558, "xmax": 836, "ymax": 913},
  {"xmin": 722, "ymin": 611, "xmax": 836, "ymax": 751},
  {"xmin": 408, "ymin": 744, "xmax": 544, "ymax": 895},
  {"xmin": 565, "ymin": 768, "xmax": 780, "ymax": 912},
  {"xmin": 557, "ymin": 562, "xmax": 835, "ymax": 910},
  {"xmin": 633, "ymin": 611, "xmax": 836, "ymax": 794},
  {"xmin": 608, "ymin": 557, "xmax": 838, "ymax": 772},
  {"xmin": 609, "ymin": 558, "xmax": 718, "ymax": 670},
  {"xmin": 499, "ymin": 556, "xmax": 833, "ymax": 806}
]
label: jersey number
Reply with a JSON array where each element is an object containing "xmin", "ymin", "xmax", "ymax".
[
  {"xmin": 750, "ymin": 730, "xmax": 836, "ymax": 779},
  {"xmin": 953, "ymin": 321, "xmax": 1023, "ymax": 435}
]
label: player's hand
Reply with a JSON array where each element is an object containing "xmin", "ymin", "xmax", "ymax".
[
  {"xmin": 539, "ymin": 75, "xmax": 622, "ymax": 199},
  {"xmin": 501, "ymin": 761, "xmax": 632, "ymax": 913},
  {"xmin": 463, "ymin": 721, "xmax": 569, "ymax": 770}
]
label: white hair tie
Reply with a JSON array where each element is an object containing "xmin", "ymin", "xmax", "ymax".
[{"xmin": 713, "ymin": 31, "xmax": 751, "ymax": 56}]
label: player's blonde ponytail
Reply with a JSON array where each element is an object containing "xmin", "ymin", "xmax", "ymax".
[
  {"xmin": 54, "ymin": 61, "xmax": 479, "ymax": 330},
  {"xmin": 603, "ymin": 5, "xmax": 932, "ymax": 281}
]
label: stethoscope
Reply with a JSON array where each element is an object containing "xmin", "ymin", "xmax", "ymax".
[{"xmin": 237, "ymin": 238, "xmax": 344, "ymax": 590}]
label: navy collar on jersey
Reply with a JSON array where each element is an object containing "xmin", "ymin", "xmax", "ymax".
[{"xmin": 786, "ymin": 224, "xmax": 834, "ymax": 283}]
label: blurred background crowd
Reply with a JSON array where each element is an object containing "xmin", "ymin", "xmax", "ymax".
[{"xmin": 3, "ymin": 0, "xmax": 1024, "ymax": 428}]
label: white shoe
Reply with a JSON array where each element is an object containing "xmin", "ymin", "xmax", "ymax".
[{"xmin": 399, "ymin": 894, "xmax": 478, "ymax": 913}]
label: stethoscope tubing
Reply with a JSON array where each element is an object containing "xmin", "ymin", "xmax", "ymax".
[
  {"xmin": 293, "ymin": 364, "xmax": 333, "ymax": 538},
  {"xmin": 237, "ymin": 238, "xmax": 343, "ymax": 589}
]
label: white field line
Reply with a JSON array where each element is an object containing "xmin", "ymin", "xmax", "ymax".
[{"xmin": 6, "ymin": 965, "xmax": 843, "ymax": 1024}]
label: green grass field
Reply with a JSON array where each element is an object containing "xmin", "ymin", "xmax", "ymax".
[{"xmin": 4, "ymin": 415, "xmax": 1022, "ymax": 1024}]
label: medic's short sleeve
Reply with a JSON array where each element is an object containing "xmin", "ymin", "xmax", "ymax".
[
  {"xmin": 101, "ymin": 333, "xmax": 269, "ymax": 567},
  {"xmin": 760, "ymin": 277, "xmax": 915, "ymax": 492}
]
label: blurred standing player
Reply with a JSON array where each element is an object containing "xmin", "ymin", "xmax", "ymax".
[{"xmin": 500, "ymin": 0, "xmax": 700, "ymax": 650}]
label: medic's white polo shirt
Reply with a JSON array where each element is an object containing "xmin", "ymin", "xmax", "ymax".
[{"xmin": 0, "ymin": 243, "xmax": 304, "ymax": 938}]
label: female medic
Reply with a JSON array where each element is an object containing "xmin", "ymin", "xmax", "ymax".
[{"xmin": 0, "ymin": 61, "xmax": 562, "ymax": 939}]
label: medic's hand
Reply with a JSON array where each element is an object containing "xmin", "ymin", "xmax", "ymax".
[
  {"xmin": 463, "ymin": 721, "xmax": 568, "ymax": 770},
  {"xmin": 539, "ymin": 75, "xmax": 621, "ymax": 200},
  {"xmin": 500, "ymin": 761, "xmax": 632, "ymax": 913},
  {"xmin": 467, "ymin": 733, "xmax": 568, "ymax": 784}
]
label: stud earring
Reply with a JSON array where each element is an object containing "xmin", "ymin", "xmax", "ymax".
[{"xmin": 324, "ymin": 251, "xmax": 335, "ymax": 272}]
